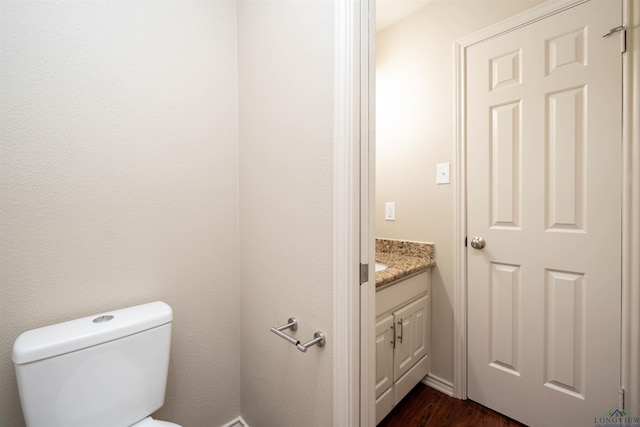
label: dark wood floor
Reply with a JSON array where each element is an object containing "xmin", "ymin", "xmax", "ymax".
[{"xmin": 378, "ymin": 383, "xmax": 527, "ymax": 427}]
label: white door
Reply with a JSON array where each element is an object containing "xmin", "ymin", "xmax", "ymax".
[
  {"xmin": 466, "ymin": 1, "xmax": 623, "ymax": 426},
  {"xmin": 375, "ymin": 314, "xmax": 394, "ymax": 424},
  {"xmin": 393, "ymin": 295, "xmax": 428, "ymax": 380},
  {"xmin": 375, "ymin": 314, "xmax": 394, "ymax": 400}
]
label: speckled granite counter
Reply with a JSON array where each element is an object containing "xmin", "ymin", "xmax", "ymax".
[{"xmin": 375, "ymin": 239, "xmax": 435, "ymax": 288}]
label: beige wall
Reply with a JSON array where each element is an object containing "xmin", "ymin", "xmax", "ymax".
[
  {"xmin": 375, "ymin": 0, "xmax": 544, "ymax": 384},
  {"xmin": 237, "ymin": 1, "xmax": 334, "ymax": 425},
  {"xmin": 0, "ymin": 1, "xmax": 240, "ymax": 426}
]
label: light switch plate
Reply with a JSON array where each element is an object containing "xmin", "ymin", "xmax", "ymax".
[
  {"xmin": 385, "ymin": 202, "xmax": 396, "ymax": 220},
  {"xmin": 436, "ymin": 163, "xmax": 450, "ymax": 184}
]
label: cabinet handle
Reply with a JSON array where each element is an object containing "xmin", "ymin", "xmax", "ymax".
[
  {"xmin": 397, "ymin": 318, "xmax": 404, "ymax": 344},
  {"xmin": 391, "ymin": 324, "xmax": 396, "ymax": 349}
]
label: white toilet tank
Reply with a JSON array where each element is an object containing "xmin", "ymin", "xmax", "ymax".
[{"xmin": 13, "ymin": 301, "xmax": 173, "ymax": 427}]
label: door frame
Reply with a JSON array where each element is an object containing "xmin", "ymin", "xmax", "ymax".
[
  {"xmin": 453, "ymin": 0, "xmax": 640, "ymax": 417},
  {"xmin": 333, "ymin": 0, "xmax": 376, "ymax": 425},
  {"xmin": 333, "ymin": 0, "xmax": 361, "ymax": 424}
]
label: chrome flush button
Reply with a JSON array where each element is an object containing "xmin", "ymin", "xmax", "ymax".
[{"xmin": 92, "ymin": 315, "xmax": 114, "ymax": 323}]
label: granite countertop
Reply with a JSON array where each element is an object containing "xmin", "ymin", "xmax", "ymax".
[{"xmin": 375, "ymin": 239, "xmax": 435, "ymax": 288}]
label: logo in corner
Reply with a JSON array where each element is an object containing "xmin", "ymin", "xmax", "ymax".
[{"xmin": 595, "ymin": 409, "xmax": 640, "ymax": 427}]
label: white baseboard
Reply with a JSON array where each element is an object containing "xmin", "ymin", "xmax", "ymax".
[
  {"xmin": 422, "ymin": 373, "xmax": 454, "ymax": 397},
  {"xmin": 220, "ymin": 416, "xmax": 249, "ymax": 427},
  {"xmin": 220, "ymin": 377, "xmax": 451, "ymax": 427}
]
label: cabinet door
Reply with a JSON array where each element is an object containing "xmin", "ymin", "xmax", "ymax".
[
  {"xmin": 375, "ymin": 314, "xmax": 394, "ymax": 399},
  {"xmin": 393, "ymin": 295, "xmax": 428, "ymax": 380}
]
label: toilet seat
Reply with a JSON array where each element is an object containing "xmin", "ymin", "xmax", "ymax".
[{"xmin": 132, "ymin": 416, "xmax": 182, "ymax": 427}]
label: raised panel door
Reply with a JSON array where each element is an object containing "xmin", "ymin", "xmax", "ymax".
[
  {"xmin": 375, "ymin": 314, "xmax": 394, "ymax": 400},
  {"xmin": 466, "ymin": 1, "xmax": 623, "ymax": 425},
  {"xmin": 393, "ymin": 295, "xmax": 428, "ymax": 380}
]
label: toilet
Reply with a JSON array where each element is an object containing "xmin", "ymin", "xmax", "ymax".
[{"xmin": 12, "ymin": 301, "xmax": 181, "ymax": 427}]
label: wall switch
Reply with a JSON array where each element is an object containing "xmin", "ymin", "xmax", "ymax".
[
  {"xmin": 436, "ymin": 163, "xmax": 450, "ymax": 184},
  {"xmin": 385, "ymin": 202, "xmax": 396, "ymax": 221}
]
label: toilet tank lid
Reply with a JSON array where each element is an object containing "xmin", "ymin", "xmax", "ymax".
[{"xmin": 13, "ymin": 301, "xmax": 172, "ymax": 365}]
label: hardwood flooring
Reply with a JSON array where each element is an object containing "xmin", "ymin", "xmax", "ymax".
[{"xmin": 378, "ymin": 384, "xmax": 527, "ymax": 427}]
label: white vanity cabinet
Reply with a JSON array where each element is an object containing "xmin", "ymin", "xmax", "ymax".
[{"xmin": 375, "ymin": 271, "xmax": 430, "ymax": 425}]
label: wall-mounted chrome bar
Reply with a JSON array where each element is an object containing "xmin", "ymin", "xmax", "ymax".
[
  {"xmin": 271, "ymin": 317, "xmax": 299, "ymax": 346},
  {"xmin": 270, "ymin": 317, "xmax": 326, "ymax": 353},
  {"xmin": 296, "ymin": 332, "xmax": 325, "ymax": 353}
]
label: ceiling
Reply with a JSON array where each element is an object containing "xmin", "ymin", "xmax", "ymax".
[{"xmin": 376, "ymin": 0, "xmax": 437, "ymax": 32}]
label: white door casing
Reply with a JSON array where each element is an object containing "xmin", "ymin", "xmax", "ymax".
[
  {"xmin": 465, "ymin": 1, "xmax": 622, "ymax": 426},
  {"xmin": 333, "ymin": 0, "xmax": 365, "ymax": 425},
  {"xmin": 334, "ymin": 0, "xmax": 379, "ymax": 425}
]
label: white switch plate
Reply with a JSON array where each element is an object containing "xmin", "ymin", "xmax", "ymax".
[
  {"xmin": 436, "ymin": 163, "xmax": 450, "ymax": 184},
  {"xmin": 385, "ymin": 202, "xmax": 396, "ymax": 220}
]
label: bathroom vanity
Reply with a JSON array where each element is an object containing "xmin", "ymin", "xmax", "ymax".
[{"xmin": 374, "ymin": 239, "xmax": 434, "ymax": 425}]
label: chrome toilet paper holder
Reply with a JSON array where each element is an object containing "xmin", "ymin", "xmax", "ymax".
[{"xmin": 270, "ymin": 317, "xmax": 326, "ymax": 353}]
